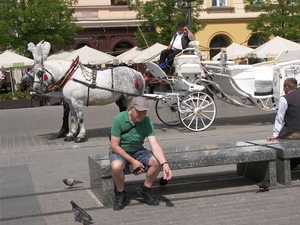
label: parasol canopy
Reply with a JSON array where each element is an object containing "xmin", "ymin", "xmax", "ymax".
[
  {"xmin": 248, "ymin": 36, "xmax": 300, "ymax": 58},
  {"xmin": 65, "ymin": 45, "xmax": 116, "ymax": 65},
  {"xmin": 0, "ymin": 50, "xmax": 34, "ymax": 70},
  {"xmin": 212, "ymin": 43, "xmax": 253, "ymax": 61}
]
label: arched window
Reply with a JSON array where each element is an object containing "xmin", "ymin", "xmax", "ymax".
[
  {"xmin": 247, "ymin": 34, "xmax": 267, "ymax": 48},
  {"xmin": 209, "ymin": 35, "xmax": 230, "ymax": 60},
  {"xmin": 247, "ymin": 34, "xmax": 267, "ymax": 64},
  {"xmin": 75, "ymin": 43, "xmax": 90, "ymax": 49},
  {"xmin": 113, "ymin": 42, "xmax": 134, "ymax": 56}
]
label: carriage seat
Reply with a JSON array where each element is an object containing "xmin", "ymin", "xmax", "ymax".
[
  {"xmin": 253, "ymin": 67, "xmax": 274, "ymax": 95},
  {"xmin": 227, "ymin": 65, "xmax": 255, "ymax": 95},
  {"xmin": 173, "ymin": 54, "xmax": 204, "ymax": 78}
]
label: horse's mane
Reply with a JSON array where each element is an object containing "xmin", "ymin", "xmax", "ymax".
[{"xmin": 44, "ymin": 59, "xmax": 74, "ymax": 79}]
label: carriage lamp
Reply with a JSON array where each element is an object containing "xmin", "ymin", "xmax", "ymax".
[{"xmin": 220, "ymin": 48, "xmax": 228, "ymax": 65}]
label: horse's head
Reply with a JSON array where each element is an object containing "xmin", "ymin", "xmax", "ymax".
[
  {"xmin": 31, "ymin": 62, "xmax": 58, "ymax": 93},
  {"xmin": 28, "ymin": 40, "xmax": 56, "ymax": 93}
]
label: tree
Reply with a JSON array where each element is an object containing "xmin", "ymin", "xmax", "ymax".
[
  {"xmin": 244, "ymin": 0, "xmax": 300, "ymax": 40},
  {"xmin": 129, "ymin": 0, "xmax": 206, "ymax": 47},
  {"xmin": 0, "ymin": 0, "xmax": 82, "ymax": 55}
]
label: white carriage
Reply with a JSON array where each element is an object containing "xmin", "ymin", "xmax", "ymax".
[{"xmin": 144, "ymin": 41, "xmax": 300, "ymax": 132}]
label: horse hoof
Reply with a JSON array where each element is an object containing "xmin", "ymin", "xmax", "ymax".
[
  {"xmin": 57, "ymin": 129, "xmax": 68, "ymax": 138},
  {"xmin": 64, "ymin": 136, "xmax": 74, "ymax": 142},
  {"xmin": 75, "ymin": 137, "xmax": 85, "ymax": 143}
]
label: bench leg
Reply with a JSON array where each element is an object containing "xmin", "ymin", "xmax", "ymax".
[
  {"xmin": 236, "ymin": 161, "xmax": 276, "ymax": 187},
  {"xmin": 89, "ymin": 160, "xmax": 115, "ymax": 206},
  {"xmin": 276, "ymin": 158, "xmax": 291, "ymax": 186},
  {"xmin": 89, "ymin": 175, "xmax": 115, "ymax": 206},
  {"xmin": 95, "ymin": 177, "xmax": 115, "ymax": 206}
]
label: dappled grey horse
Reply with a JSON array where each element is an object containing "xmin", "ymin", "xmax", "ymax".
[
  {"xmin": 21, "ymin": 72, "xmax": 129, "ymax": 138},
  {"xmin": 28, "ymin": 41, "xmax": 145, "ymax": 142}
]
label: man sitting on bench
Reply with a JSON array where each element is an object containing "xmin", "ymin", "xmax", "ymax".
[
  {"xmin": 266, "ymin": 78, "xmax": 300, "ymax": 169},
  {"xmin": 158, "ymin": 20, "xmax": 196, "ymax": 74}
]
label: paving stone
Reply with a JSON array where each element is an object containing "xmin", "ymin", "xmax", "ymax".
[{"xmin": 1, "ymin": 102, "xmax": 300, "ymax": 225}]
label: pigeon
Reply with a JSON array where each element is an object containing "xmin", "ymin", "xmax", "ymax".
[
  {"xmin": 70, "ymin": 200, "xmax": 93, "ymax": 223},
  {"xmin": 63, "ymin": 179, "xmax": 83, "ymax": 188},
  {"xmin": 257, "ymin": 180, "xmax": 270, "ymax": 192}
]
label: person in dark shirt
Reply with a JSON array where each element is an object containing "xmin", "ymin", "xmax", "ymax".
[{"xmin": 266, "ymin": 78, "xmax": 300, "ymax": 168}]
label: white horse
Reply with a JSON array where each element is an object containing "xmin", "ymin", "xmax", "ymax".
[{"xmin": 29, "ymin": 43, "xmax": 145, "ymax": 142}]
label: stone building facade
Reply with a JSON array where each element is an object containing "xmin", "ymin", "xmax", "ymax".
[{"xmin": 70, "ymin": 0, "xmax": 264, "ymax": 59}]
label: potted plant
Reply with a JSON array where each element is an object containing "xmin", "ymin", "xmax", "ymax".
[{"xmin": 0, "ymin": 89, "xmax": 40, "ymax": 109}]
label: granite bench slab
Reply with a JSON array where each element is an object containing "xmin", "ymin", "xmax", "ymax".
[
  {"xmin": 247, "ymin": 139, "xmax": 300, "ymax": 186},
  {"xmin": 89, "ymin": 143, "xmax": 277, "ymax": 206}
]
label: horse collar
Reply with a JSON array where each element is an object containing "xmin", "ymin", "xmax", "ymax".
[{"xmin": 55, "ymin": 58, "xmax": 80, "ymax": 89}]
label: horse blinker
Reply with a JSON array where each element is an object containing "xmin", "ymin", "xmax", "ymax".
[{"xmin": 37, "ymin": 70, "xmax": 43, "ymax": 80}]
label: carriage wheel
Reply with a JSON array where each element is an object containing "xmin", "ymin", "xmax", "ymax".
[
  {"xmin": 179, "ymin": 92, "xmax": 216, "ymax": 132},
  {"xmin": 155, "ymin": 94, "xmax": 181, "ymax": 126}
]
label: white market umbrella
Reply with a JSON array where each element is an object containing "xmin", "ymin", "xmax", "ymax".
[
  {"xmin": 47, "ymin": 50, "xmax": 74, "ymax": 60},
  {"xmin": 132, "ymin": 43, "xmax": 167, "ymax": 64},
  {"xmin": 114, "ymin": 46, "xmax": 144, "ymax": 65},
  {"xmin": 212, "ymin": 43, "xmax": 253, "ymax": 61},
  {"xmin": 0, "ymin": 50, "xmax": 34, "ymax": 95},
  {"xmin": 0, "ymin": 50, "xmax": 34, "ymax": 69},
  {"xmin": 65, "ymin": 45, "xmax": 116, "ymax": 65},
  {"xmin": 248, "ymin": 36, "xmax": 300, "ymax": 58}
]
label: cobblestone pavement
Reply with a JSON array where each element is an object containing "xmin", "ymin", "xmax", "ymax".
[{"xmin": 1, "ymin": 99, "xmax": 300, "ymax": 225}]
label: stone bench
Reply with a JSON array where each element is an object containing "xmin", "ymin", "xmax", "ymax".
[
  {"xmin": 247, "ymin": 139, "xmax": 300, "ymax": 186},
  {"xmin": 88, "ymin": 143, "xmax": 277, "ymax": 206}
]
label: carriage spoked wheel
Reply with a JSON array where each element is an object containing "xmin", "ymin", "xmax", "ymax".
[
  {"xmin": 179, "ymin": 91, "xmax": 216, "ymax": 132},
  {"xmin": 155, "ymin": 92, "xmax": 181, "ymax": 126}
]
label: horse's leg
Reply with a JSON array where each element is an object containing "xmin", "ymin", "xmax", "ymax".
[
  {"xmin": 115, "ymin": 95, "xmax": 129, "ymax": 112},
  {"xmin": 72, "ymin": 99, "xmax": 86, "ymax": 143},
  {"xmin": 64, "ymin": 106, "xmax": 78, "ymax": 142},
  {"xmin": 57, "ymin": 98, "xmax": 70, "ymax": 138}
]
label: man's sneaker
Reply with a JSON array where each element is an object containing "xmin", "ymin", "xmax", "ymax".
[
  {"xmin": 137, "ymin": 186, "xmax": 159, "ymax": 205},
  {"xmin": 113, "ymin": 191, "xmax": 128, "ymax": 210}
]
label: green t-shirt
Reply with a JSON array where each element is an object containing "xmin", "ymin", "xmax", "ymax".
[{"xmin": 109, "ymin": 110, "xmax": 155, "ymax": 153}]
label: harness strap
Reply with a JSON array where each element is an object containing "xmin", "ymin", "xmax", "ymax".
[
  {"xmin": 87, "ymin": 69, "xmax": 97, "ymax": 107},
  {"xmin": 111, "ymin": 68, "xmax": 114, "ymax": 90},
  {"xmin": 55, "ymin": 56, "xmax": 80, "ymax": 89},
  {"xmin": 87, "ymin": 86, "xmax": 90, "ymax": 107}
]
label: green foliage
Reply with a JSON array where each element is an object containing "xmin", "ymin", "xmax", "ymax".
[
  {"xmin": 0, "ymin": 0, "xmax": 82, "ymax": 55},
  {"xmin": 129, "ymin": 0, "xmax": 206, "ymax": 47},
  {"xmin": 244, "ymin": 0, "xmax": 300, "ymax": 40}
]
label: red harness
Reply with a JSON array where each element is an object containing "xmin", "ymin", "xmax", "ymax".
[{"xmin": 55, "ymin": 56, "xmax": 80, "ymax": 89}]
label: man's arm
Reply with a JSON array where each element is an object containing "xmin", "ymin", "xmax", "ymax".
[
  {"xmin": 266, "ymin": 97, "xmax": 287, "ymax": 140},
  {"xmin": 147, "ymin": 136, "xmax": 172, "ymax": 180},
  {"xmin": 184, "ymin": 27, "xmax": 196, "ymax": 41}
]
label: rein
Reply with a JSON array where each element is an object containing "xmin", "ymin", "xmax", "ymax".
[
  {"xmin": 72, "ymin": 77, "xmax": 141, "ymax": 97},
  {"xmin": 72, "ymin": 67, "xmax": 142, "ymax": 99}
]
